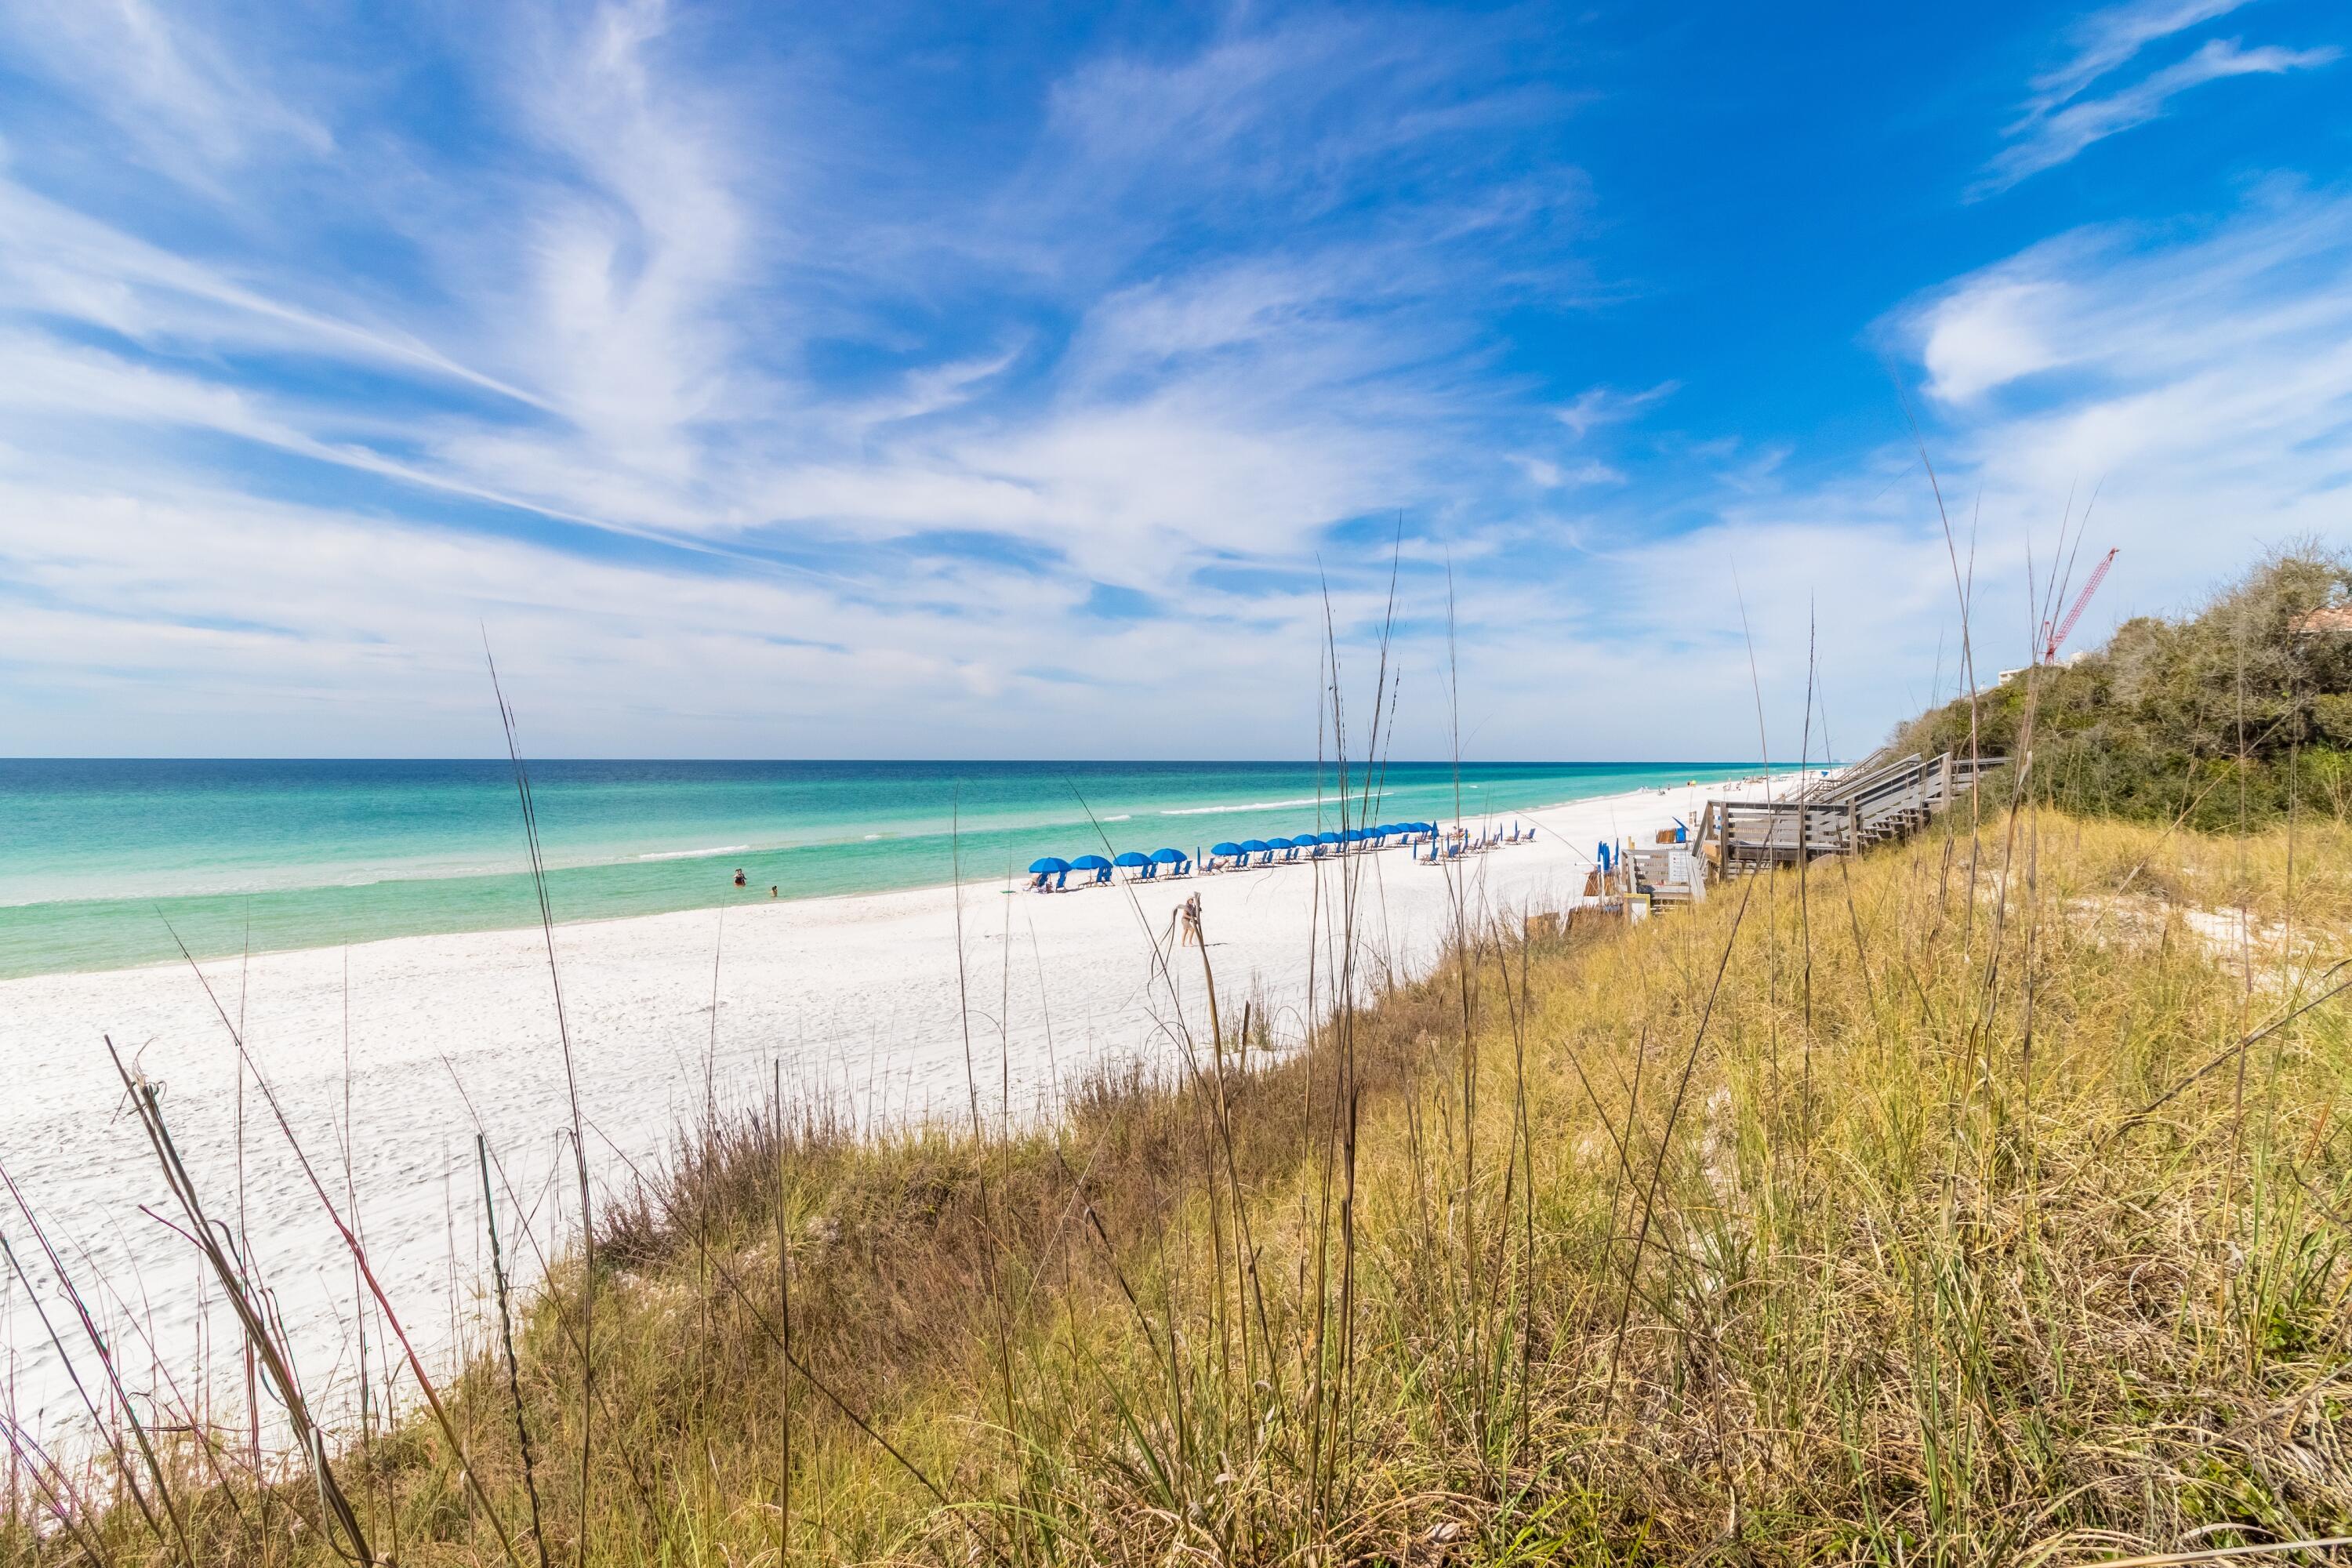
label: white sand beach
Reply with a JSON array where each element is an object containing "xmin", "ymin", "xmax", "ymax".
[{"xmin": 0, "ymin": 776, "xmax": 1782, "ymax": 1447}]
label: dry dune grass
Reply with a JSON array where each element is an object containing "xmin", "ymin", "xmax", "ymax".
[{"xmin": 14, "ymin": 804, "xmax": 2352, "ymax": 1566}]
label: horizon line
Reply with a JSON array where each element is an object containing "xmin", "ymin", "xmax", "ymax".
[{"xmin": 0, "ymin": 755, "xmax": 1809, "ymax": 768}]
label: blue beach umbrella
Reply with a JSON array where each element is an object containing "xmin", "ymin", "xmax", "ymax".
[
  {"xmin": 1316, "ymin": 831, "xmax": 1341, "ymax": 845},
  {"xmin": 1150, "ymin": 848, "xmax": 1185, "ymax": 864},
  {"xmin": 1070, "ymin": 855, "xmax": 1112, "ymax": 870},
  {"xmin": 1112, "ymin": 851, "xmax": 1150, "ymax": 867},
  {"xmin": 1266, "ymin": 836, "xmax": 1294, "ymax": 851},
  {"xmin": 1239, "ymin": 839, "xmax": 1270, "ymax": 853},
  {"xmin": 1028, "ymin": 857, "xmax": 1070, "ymax": 874},
  {"xmin": 1210, "ymin": 840, "xmax": 1243, "ymax": 858}
]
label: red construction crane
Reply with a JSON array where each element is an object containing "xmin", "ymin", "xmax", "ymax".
[{"xmin": 2042, "ymin": 546, "xmax": 2118, "ymax": 664}]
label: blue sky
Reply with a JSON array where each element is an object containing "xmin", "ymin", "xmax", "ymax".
[{"xmin": 0, "ymin": 0, "xmax": 2345, "ymax": 760}]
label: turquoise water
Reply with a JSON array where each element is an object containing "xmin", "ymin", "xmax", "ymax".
[{"xmin": 0, "ymin": 760, "xmax": 1759, "ymax": 978}]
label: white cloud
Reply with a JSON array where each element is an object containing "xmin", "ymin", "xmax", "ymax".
[
  {"xmin": 1986, "ymin": 37, "xmax": 2339, "ymax": 193},
  {"xmin": 1555, "ymin": 382, "xmax": 1677, "ymax": 438},
  {"xmin": 1913, "ymin": 187, "xmax": 2352, "ymax": 407},
  {"xmin": 10, "ymin": 153, "xmax": 2350, "ymax": 764},
  {"xmin": 0, "ymin": 0, "xmax": 331, "ymax": 183},
  {"xmin": 0, "ymin": 5, "xmax": 1739, "ymax": 761},
  {"xmin": 3, "ymin": 2, "xmax": 2341, "ymax": 765},
  {"xmin": 1849, "ymin": 186, "xmax": 2352, "ymax": 702},
  {"xmin": 1451, "ymin": 185, "xmax": 2352, "ymax": 761},
  {"xmin": 500, "ymin": 0, "xmax": 752, "ymax": 473},
  {"xmin": 2027, "ymin": 0, "xmax": 2252, "ymax": 111},
  {"xmin": 0, "ymin": 180, "xmax": 537, "ymax": 407},
  {"xmin": 1515, "ymin": 456, "xmax": 1624, "ymax": 488},
  {"xmin": 1985, "ymin": 0, "xmax": 2341, "ymax": 196},
  {"xmin": 1918, "ymin": 279, "xmax": 2069, "ymax": 401}
]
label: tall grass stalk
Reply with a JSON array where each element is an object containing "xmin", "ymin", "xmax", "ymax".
[
  {"xmin": 484, "ymin": 642, "xmax": 593, "ymax": 1566},
  {"xmin": 29, "ymin": 804, "xmax": 2352, "ymax": 1563}
]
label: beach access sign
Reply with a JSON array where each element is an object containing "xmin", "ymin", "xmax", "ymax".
[{"xmin": 1667, "ymin": 849, "xmax": 1705, "ymax": 900}]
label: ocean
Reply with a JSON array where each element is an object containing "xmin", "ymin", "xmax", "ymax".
[{"xmin": 0, "ymin": 759, "xmax": 1759, "ymax": 978}]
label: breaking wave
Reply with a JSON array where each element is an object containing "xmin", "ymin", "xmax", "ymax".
[{"xmin": 1160, "ymin": 796, "xmax": 1323, "ymax": 817}]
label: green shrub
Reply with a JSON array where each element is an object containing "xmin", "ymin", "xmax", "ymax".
[{"xmin": 1893, "ymin": 546, "xmax": 2352, "ymax": 826}]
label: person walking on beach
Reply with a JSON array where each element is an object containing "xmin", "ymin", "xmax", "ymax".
[{"xmin": 1178, "ymin": 891, "xmax": 1203, "ymax": 948}]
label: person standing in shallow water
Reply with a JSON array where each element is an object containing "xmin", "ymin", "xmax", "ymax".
[{"xmin": 732, "ymin": 869, "xmax": 746, "ymax": 887}]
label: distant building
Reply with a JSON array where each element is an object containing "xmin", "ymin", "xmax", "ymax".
[{"xmin": 1993, "ymin": 647, "xmax": 2092, "ymax": 685}]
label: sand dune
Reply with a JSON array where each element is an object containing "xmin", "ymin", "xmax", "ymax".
[{"xmin": 0, "ymin": 777, "xmax": 1773, "ymax": 1447}]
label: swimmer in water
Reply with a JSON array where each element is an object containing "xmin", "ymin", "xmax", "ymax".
[{"xmin": 733, "ymin": 869, "xmax": 747, "ymax": 887}]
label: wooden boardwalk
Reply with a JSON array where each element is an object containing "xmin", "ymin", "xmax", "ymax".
[{"xmin": 1696, "ymin": 751, "xmax": 2005, "ymax": 877}]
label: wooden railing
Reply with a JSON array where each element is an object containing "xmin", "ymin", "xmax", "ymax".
[{"xmin": 1698, "ymin": 751, "xmax": 2005, "ymax": 876}]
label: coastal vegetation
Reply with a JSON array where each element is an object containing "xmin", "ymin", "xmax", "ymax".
[
  {"xmin": 1896, "ymin": 546, "xmax": 2352, "ymax": 829},
  {"xmin": 11, "ymin": 553, "xmax": 2352, "ymax": 1565}
]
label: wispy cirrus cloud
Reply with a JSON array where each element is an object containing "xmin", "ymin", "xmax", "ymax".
[
  {"xmin": 1791, "ymin": 181, "xmax": 2352, "ymax": 699},
  {"xmin": 1911, "ymin": 184, "xmax": 2352, "ymax": 414},
  {"xmin": 1985, "ymin": 32, "xmax": 2333, "ymax": 194},
  {"xmin": 1982, "ymin": 0, "xmax": 2339, "ymax": 194},
  {"xmin": 0, "ymin": 1, "xmax": 1635, "ymax": 755},
  {"xmin": 1, "ymin": 0, "xmax": 2344, "ymax": 764},
  {"xmin": 0, "ymin": 0, "xmax": 332, "ymax": 182},
  {"xmin": 2025, "ymin": 0, "xmax": 2252, "ymax": 111},
  {"xmin": 1555, "ymin": 383, "xmax": 1678, "ymax": 439}
]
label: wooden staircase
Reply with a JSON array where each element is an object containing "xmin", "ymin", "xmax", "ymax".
[{"xmin": 1697, "ymin": 751, "xmax": 2005, "ymax": 877}]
